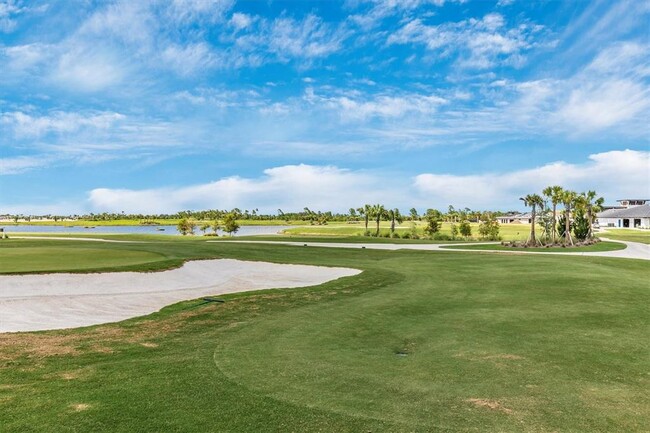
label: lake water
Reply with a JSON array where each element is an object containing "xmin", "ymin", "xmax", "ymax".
[{"xmin": 0, "ymin": 224, "xmax": 292, "ymax": 237}]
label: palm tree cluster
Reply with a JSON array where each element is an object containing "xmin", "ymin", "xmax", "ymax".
[{"xmin": 520, "ymin": 186, "xmax": 604, "ymax": 247}]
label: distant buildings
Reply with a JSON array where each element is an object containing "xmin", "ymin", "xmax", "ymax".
[
  {"xmin": 597, "ymin": 199, "xmax": 650, "ymax": 228},
  {"xmin": 497, "ymin": 213, "xmax": 533, "ymax": 224}
]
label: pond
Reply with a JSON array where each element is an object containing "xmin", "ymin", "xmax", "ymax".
[{"xmin": 0, "ymin": 224, "xmax": 292, "ymax": 237}]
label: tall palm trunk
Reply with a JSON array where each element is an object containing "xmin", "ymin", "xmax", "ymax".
[
  {"xmin": 390, "ymin": 216, "xmax": 396, "ymax": 233},
  {"xmin": 376, "ymin": 216, "xmax": 381, "ymax": 235},
  {"xmin": 565, "ymin": 206, "xmax": 573, "ymax": 245},
  {"xmin": 551, "ymin": 204, "xmax": 557, "ymax": 243},
  {"xmin": 529, "ymin": 204, "xmax": 537, "ymax": 245},
  {"xmin": 587, "ymin": 207, "xmax": 593, "ymax": 239},
  {"xmin": 364, "ymin": 215, "xmax": 368, "ymax": 231}
]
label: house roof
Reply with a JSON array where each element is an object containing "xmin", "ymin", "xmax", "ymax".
[
  {"xmin": 499, "ymin": 213, "xmax": 531, "ymax": 219},
  {"xmin": 597, "ymin": 204, "xmax": 650, "ymax": 219}
]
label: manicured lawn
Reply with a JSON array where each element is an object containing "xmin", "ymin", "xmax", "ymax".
[
  {"xmin": 0, "ymin": 237, "xmax": 648, "ymax": 432},
  {"xmin": 0, "ymin": 245, "xmax": 167, "ymax": 274},
  {"xmin": 598, "ymin": 229, "xmax": 650, "ymax": 244},
  {"xmin": 441, "ymin": 241, "xmax": 627, "ymax": 253},
  {"xmin": 284, "ymin": 222, "xmax": 535, "ymax": 241}
]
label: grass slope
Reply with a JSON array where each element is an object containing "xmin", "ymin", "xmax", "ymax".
[
  {"xmin": 598, "ymin": 229, "xmax": 650, "ymax": 244},
  {"xmin": 1, "ymin": 237, "xmax": 648, "ymax": 432}
]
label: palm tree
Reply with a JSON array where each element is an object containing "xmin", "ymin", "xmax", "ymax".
[
  {"xmin": 560, "ymin": 190, "xmax": 577, "ymax": 245},
  {"xmin": 542, "ymin": 185, "xmax": 564, "ymax": 243},
  {"xmin": 370, "ymin": 204, "xmax": 387, "ymax": 235},
  {"xmin": 409, "ymin": 208, "xmax": 419, "ymax": 221},
  {"xmin": 388, "ymin": 208, "xmax": 403, "ymax": 234},
  {"xmin": 580, "ymin": 190, "xmax": 604, "ymax": 239},
  {"xmin": 520, "ymin": 193, "xmax": 544, "ymax": 246},
  {"xmin": 357, "ymin": 204, "xmax": 372, "ymax": 232}
]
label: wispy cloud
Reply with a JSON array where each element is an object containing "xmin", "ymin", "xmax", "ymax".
[
  {"xmin": 387, "ymin": 13, "xmax": 547, "ymax": 69},
  {"xmin": 1, "ymin": 111, "xmax": 125, "ymax": 138},
  {"xmin": 0, "ymin": 155, "xmax": 52, "ymax": 175}
]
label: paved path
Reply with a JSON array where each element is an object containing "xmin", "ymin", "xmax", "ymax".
[
  {"xmin": 213, "ymin": 239, "xmax": 650, "ymax": 261},
  {"xmin": 11, "ymin": 235, "xmax": 650, "ymax": 260}
]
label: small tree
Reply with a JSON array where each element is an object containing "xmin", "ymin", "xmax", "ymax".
[
  {"xmin": 222, "ymin": 212, "xmax": 240, "ymax": 236},
  {"xmin": 572, "ymin": 209, "xmax": 590, "ymax": 241},
  {"xmin": 450, "ymin": 223, "xmax": 459, "ymax": 239},
  {"xmin": 478, "ymin": 215, "xmax": 500, "ymax": 240},
  {"xmin": 423, "ymin": 209, "xmax": 442, "ymax": 237},
  {"xmin": 459, "ymin": 220, "xmax": 472, "ymax": 238},
  {"xmin": 199, "ymin": 222, "xmax": 210, "ymax": 235},
  {"xmin": 211, "ymin": 220, "xmax": 221, "ymax": 236},
  {"xmin": 177, "ymin": 218, "xmax": 196, "ymax": 236}
]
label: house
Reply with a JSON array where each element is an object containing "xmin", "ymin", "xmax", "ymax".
[
  {"xmin": 497, "ymin": 213, "xmax": 532, "ymax": 224},
  {"xmin": 597, "ymin": 199, "xmax": 650, "ymax": 228}
]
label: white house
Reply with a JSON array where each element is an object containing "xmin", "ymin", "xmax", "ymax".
[
  {"xmin": 497, "ymin": 213, "xmax": 532, "ymax": 224},
  {"xmin": 597, "ymin": 199, "xmax": 650, "ymax": 228}
]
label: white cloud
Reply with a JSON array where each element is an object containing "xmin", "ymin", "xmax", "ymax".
[
  {"xmin": 230, "ymin": 12, "xmax": 253, "ymax": 30},
  {"xmin": 1, "ymin": 43, "xmax": 51, "ymax": 70},
  {"xmin": 166, "ymin": 0, "xmax": 234, "ymax": 24},
  {"xmin": 414, "ymin": 150, "xmax": 650, "ymax": 208},
  {"xmin": 53, "ymin": 48, "xmax": 128, "ymax": 91},
  {"xmin": 307, "ymin": 87, "xmax": 448, "ymax": 120},
  {"xmin": 267, "ymin": 14, "xmax": 347, "ymax": 60},
  {"xmin": 1, "ymin": 111, "xmax": 125, "ymax": 138},
  {"xmin": 0, "ymin": 0, "xmax": 24, "ymax": 32},
  {"xmin": 387, "ymin": 13, "xmax": 543, "ymax": 69},
  {"xmin": 81, "ymin": 150, "xmax": 650, "ymax": 214},
  {"xmin": 161, "ymin": 42, "xmax": 217, "ymax": 75},
  {"xmin": 87, "ymin": 164, "xmax": 402, "ymax": 213},
  {"xmin": 557, "ymin": 79, "xmax": 649, "ymax": 132},
  {"xmin": 0, "ymin": 155, "xmax": 51, "ymax": 175}
]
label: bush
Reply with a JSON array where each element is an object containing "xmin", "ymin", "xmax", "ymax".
[
  {"xmin": 557, "ymin": 214, "xmax": 572, "ymax": 238},
  {"xmin": 450, "ymin": 224, "xmax": 459, "ymax": 239},
  {"xmin": 459, "ymin": 220, "xmax": 472, "ymax": 237},
  {"xmin": 478, "ymin": 218, "xmax": 500, "ymax": 241},
  {"xmin": 432, "ymin": 233, "xmax": 453, "ymax": 241},
  {"xmin": 401, "ymin": 232, "xmax": 411, "ymax": 239},
  {"xmin": 572, "ymin": 210, "xmax": 589, "ymax": 241}
]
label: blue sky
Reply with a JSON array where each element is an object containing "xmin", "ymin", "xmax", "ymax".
[{"xmin": 1, "ymin": 0, "xmax": 648, "ymax": 214}]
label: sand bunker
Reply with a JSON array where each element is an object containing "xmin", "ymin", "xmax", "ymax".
[{"xmin": 0, "ymin": 259, "xmax": 360, "ymax": 333}]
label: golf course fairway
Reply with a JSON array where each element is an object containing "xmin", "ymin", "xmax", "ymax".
[{"xmin": 0, "ymin": 237, "xmax": 648, "ymax": 432}]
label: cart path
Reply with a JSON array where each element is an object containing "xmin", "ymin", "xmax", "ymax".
[{"xmin": 212, "ymin": 239, "xmax": 649, "ymax": 260}]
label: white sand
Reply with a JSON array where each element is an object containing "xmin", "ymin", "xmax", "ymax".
[{"xmin": 0, "ymin": 259, "xmax": 360, "ymax": 333}]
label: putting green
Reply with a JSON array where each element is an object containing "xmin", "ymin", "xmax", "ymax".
[{"xmin": 0, "ymin": 246, "xmax": 166, "ymax": 273}]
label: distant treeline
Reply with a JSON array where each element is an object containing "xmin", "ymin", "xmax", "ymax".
[{"xmin": 3, "ymin": 206, "xmax": 515, "ymax": 224}]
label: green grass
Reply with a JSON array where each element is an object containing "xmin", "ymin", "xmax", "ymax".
[
  {"xmin": 441, "ymin": 241, "xmax": 627, "ymax": 253},
  {"xmin": 0, "ymin": 245, "xmax": 167, "ymax": 274},
  {"xmin": 598, "ymin": 229, "xmax": 650, "ymax": 244},
  {"xmin": 284, "ymin": 222, "xmax": 535, "ymax": 241},
  {"xmin": 0, "ymin": 237, "xmax": 648, "ymax": 432}
]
